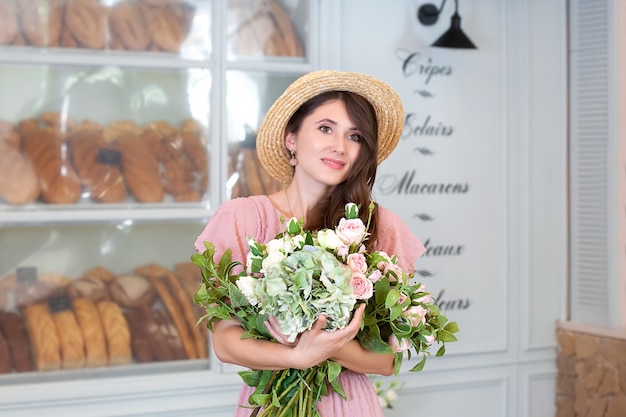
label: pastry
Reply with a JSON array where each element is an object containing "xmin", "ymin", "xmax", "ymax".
[
  {"xmin": 97, "ymin": 300, "xmax": 131, "ymax": 366},
  {"xmin": 20, "ymin": 126, "xmax": 81, "ymax": 204},
  {"xmin": 23, "ymin": 303, "xmax": 61, "ymax": 371},
  {"xmin": 123, "ymin": 309, "xmax": 153, "ymax": 363},
  {"xmin": 113, "ymin": 133, "xmax": 164, "ymax": 203},
  {"xmin": 0, "ymin": 311, "xmax": 33, "ymax": 372},
  {"xmin": 67, "ymin": 276, "xmax": 111, "ymax": 302},
  {"xmin": 69, "ymin": 127, "xmax": 127, "ymax": 203},
  {"xmin": 0, "ymin": 140, "xmax": 41, "ymax": 205},
  {"xmin": 72, "ymin": 297, "xmax": 108, "ymax": 367},
  {"xmin": 49, "ymin": 295, "xmax": 85, "ymax": 369},
  {"xmin": 0, "ymin": 0, "xmax": 19, "ymax": 45},
  {"xmin": 109, "ymin": 274, "xmax": 156, "ymax": 308}
]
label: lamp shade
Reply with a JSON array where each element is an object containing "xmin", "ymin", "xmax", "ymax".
[{"xmin": 431, "ymin": 13, "xmax": 477, "ymax": 49}]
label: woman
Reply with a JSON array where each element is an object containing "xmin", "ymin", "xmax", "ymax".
[{"xmin": 195, "ymin": 70, "xmax": 426, "ymax": 416}]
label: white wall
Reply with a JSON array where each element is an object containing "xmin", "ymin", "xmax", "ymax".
[{"xmin": 325, "ymin": 1, "xmax": 568, "ymax": 416}]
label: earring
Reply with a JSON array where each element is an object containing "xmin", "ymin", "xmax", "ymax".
[{"xmin": 289, "ymin": 150, "xmax": 297, "ymax": 166}]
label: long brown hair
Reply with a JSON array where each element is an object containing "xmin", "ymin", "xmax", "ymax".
[{"xmin": 285, "ymin": 91, "xmax": 380, "ymax": 250}]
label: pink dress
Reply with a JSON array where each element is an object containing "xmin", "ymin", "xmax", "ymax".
[{"xmin": 195, "ymin": 195, "xmax": 426, "ymax": 417}]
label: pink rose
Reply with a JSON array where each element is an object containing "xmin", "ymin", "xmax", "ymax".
[
  {"xmin": 368, "ymin": 269, "xmax": 382, "ymax": 282},
  {"xmin": 424, "ymin": 334, "xmax": 435, "ymax": 345},
  {"xmin": 389, "ymin": 334, "xmax": 411, "ymax": 353},
  {"xmin": 352, "ymin": 272, "xmax": 373, "ymax": 300},
  {"xmin": 337, "ymin": 245, "xmax": 349, "ymax": 257},
  {"xmin": 403, "ymin": 305, "xmax": 427, "ymax": 327},
  {"xmin": 397, "ymin": 293, "xmax": 408, "ymax": 306},
  {"xmin": 347, "ymin": 253, "xmax": 367, "ymax": 273},
  {"xmin": 413, "ymin": 284, "xmax": 431, "ymax": 303},
  {"xmin": 336, "ymin": 218, "xmax": 367, "ymax": 245}
]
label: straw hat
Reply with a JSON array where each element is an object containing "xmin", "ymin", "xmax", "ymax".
[{"xmin": 256, "ymin": 70, "xmax": 404, "ymax": 184}]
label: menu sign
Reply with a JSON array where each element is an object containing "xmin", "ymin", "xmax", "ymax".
[{"xmin": 373, "ymin": 45, "xmax": 507, "ymax": 354}]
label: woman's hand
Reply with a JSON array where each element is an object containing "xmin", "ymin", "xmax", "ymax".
[
  {"xmin": 265, "ymin": 315, "xmax": 299, "ymax": 347},
  {"xmin": 286, "ymin": 303, "xmax": 366, "ymax": 370}
]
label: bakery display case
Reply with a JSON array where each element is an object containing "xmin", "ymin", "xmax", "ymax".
[{"xmin": 0, "ymin": 0, "xmax": 312, "ymax": 413}]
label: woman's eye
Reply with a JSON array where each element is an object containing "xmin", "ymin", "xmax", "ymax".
[
  {"xmin": 320, "ymin": 126, "xmax": 331, "ymax": 134},
  {"xmin": 348, "ymin": 134, "xmax": 363, "ymax": 142}
]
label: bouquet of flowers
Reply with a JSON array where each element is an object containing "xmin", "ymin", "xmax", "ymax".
[{"xmin": 192, "ymin": 202, "xmax": 459, "ymax": 417}]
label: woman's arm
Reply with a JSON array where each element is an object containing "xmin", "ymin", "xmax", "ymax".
[
  {"xmin": 214, "ymin": 304, "xmax": 367, "ymax": 371},
  {"xmin": 330, "ymin": 339, "xmax": 394, "ymax": 376}
]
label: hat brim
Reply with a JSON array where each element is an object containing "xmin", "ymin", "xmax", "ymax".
[{"xmin": 256, "ymin": 70, "xmax": 404, "ymax": 184}]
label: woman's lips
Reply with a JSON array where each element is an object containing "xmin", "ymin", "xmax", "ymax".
[{"xmin": 321, "ymin": 158, "xmax": 346, "ymax": 169}]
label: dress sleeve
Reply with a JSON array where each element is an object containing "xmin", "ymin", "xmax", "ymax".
[
  {"xmin": 194, "ymin": 198, "xmax": 261, "ymax": 266},
  {"xmin": 374, "ymin": 206, "xmax": 426, "ymax": 273}
]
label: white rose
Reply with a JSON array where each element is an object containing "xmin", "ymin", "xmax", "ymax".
[
  {"xmin": 262, "ymin": 250, "xmax": 286, "ymax": 272},
  {"xmin": 317, "ymin": 229, "xmax": 343, "ymax": 250},
  {"xmin": 235, "ymin": 275, "xmax": 258, "ymax": 305}
]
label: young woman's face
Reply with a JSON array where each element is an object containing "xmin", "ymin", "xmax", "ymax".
[{"xmin": 288, "ymin": 99, "xmax": 363, "ymax": 187}]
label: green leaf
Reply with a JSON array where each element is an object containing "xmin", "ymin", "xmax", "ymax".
[
  {"xmin": 436, "ymin": 344, "xmax": 446, "ymax": 357},
  {"xmin": 327, "ymin": 361, "xmax": 342, "ymax": 382},
  {"xmin": 238, "ymin": 370, "xmax": 263, "ymax": 387},
  {"xmin": 374, "ymin": 279, "xmax": 390, "ymax": 305},
  {"xmin": 444, "ymin": 321, "xmax": 460, "ymax": 333},
  {"xmin": 249, "ymin": 393, "xmax": 271, "ymax": 406},
  {"xmin": 228, "ymin": 282, "xmax": 249, "ymax": 308},
  {"xmin": 271, "ymin": 389, "xmax": 281, "ymax": 407},
  {"xmin": 410, "ymin": 354, "xmax": 427, "ymax": 372},
  {"xmin": 393, "ymin": 352, "xmax": 402, "ymax": 375},
  {"xmin": 389, "ymin": 304, "xmax": 403, "ymax": 321},
  {"xmin": 438, "ymin": 330, "xmax": 458, "ymax": 342},
  {"xmin": 385, "ymin": 289, "xmax": 401, "ymax": 309},
  {"xmin": 357, "ymin": 329, "xmax": 393, "ymax": 354},
  {"xmin": 328, "ymin": 375, "xmax": 347, "ymax": 400}
]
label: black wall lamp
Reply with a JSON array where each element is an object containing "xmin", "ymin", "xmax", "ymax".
[{"xmin": 417, "ymin": 0, "xmax": 477, "ymax": 49}]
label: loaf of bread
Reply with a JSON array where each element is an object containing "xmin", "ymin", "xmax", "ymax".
[
  {"xmin": 20, "ymin": 126, "xmax": 81, "ymax": 204},
  {"xmin": 148, "ymin": 275, "xmax": 197, "ymax": 359},
  {"xmin": 109, "ymin": 1, "xmax": 150, "ymax": 51},
  {"xmin": 0, "ymin": 328, "xmax": 12, "ymax": 373},
  {"xmin": 68, "ymin": 128, "xmax": 127, "ymax": 203},
  {"xmin": 153, "ymin": 307, "xmax": 186, "ymax": 360},
  {"xmin": 0, "ymin": 311, "xmax": 34, "ymax": 372},
  {"xmin": 133, "ymin": 305, "xmax": 173, "ymax": 362},
  {"xmin": 114, "ymin": 133, "xmax": 164, "ymax": 203},
  {"xmin": 0, "ymin": 0, "xmax": 19, "ymax": 46},
  {"xmin": 97, "ymin": 300, "xmax": 131, "ymax": 366},
  {"xmin": 50, "ymin": 295, "xmax": 86, "ymax": 369},
  {"xmin": 144, "ymin": 0, "xmax": 194, "ymax": 52},
  {"xmin": 47, "ymin": 0, "xmax": 64, "ymax": 47},
  {"xmin": 23, "ymin": 303, "xmax": 61, "ymax": 371},
  {"xmin": 16, "ymin": 0, "xmax": 45, "ymax": 47},
  {"xmin": 82, "ymin": 266, "xmax": 116, "ymax": 284},
  {"xmin": 72, "ymin": 297, "xmax": 108, "ymax": 367},
  {"xmin": 0, "ymin": 140, "xmax": 41, "ymax": 205},
  {"xmin": 109, "ymin": 274, "xmax": 156, "ymax": 308},
  {"xmin": 64, "ymin": 0, "xmax": 107, "ymax": 49},
  {"xmin": 123, "ymin": 309, "xmax": 153, "ymax": 363},
  {"xmin": 162, "ymin": 270, "xmax": 207, "ymax": 359},
  {"xmin": 67, "ymin": 276, "xmax": 111, "ymax": 302}
]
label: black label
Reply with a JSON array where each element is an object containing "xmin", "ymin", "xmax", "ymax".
[
  {"xmin": 16, "ymin": 267, "xmax": 37, "ymax": 284},
  {"xmin": 96, "ymin": 148, "xmax": 122, "ymax": 166},
  {"xmin": 48, "ymin": 295, "xmax": 72, "ymax": 313}
]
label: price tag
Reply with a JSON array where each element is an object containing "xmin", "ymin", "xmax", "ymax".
[
  {"xmin": 48, "ymin": 295, "xmax": 72, "ymax": 313},
  {"xmin": 16, "ymin": 267, "xmax": 37, "ymax": 284},
  {"xmin": 96, "ymin": 148, "xmax": 122, "ymax": 166}
]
